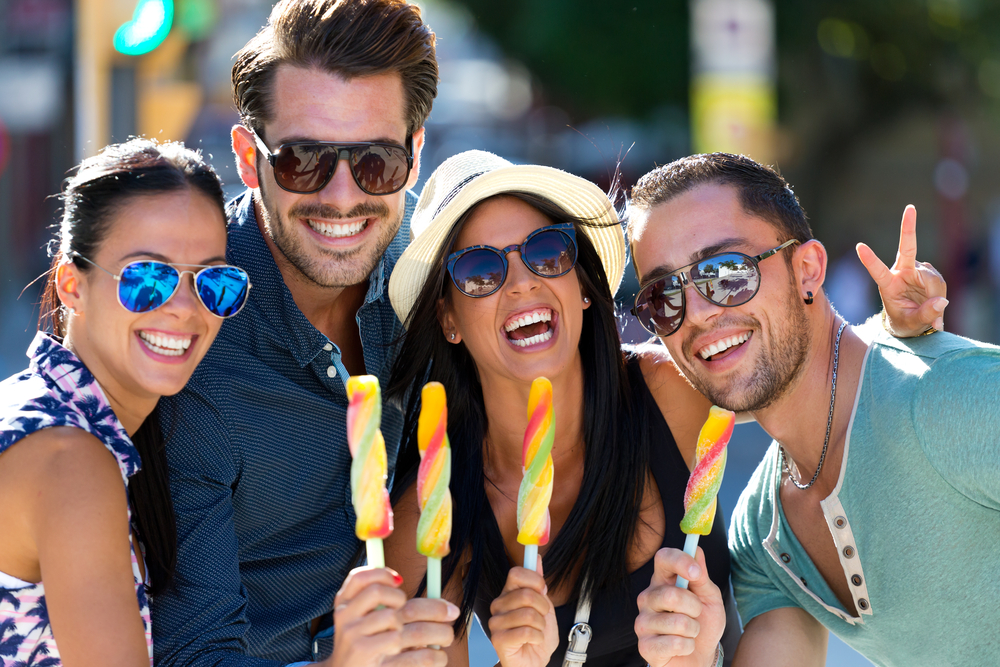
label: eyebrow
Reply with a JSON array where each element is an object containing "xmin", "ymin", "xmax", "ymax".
[
  {"xmin": 275, "ymin": 134, "xmax": 406, "ymax": 147},
  {"xmin": 638, "ymin": 237, "xmax": 750, "ymax": 284},
  {"xmin": 119, "ymin": 251, "xmax": 228, "ymax": 265}
]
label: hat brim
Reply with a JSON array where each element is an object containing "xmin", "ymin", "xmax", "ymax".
[{"xmin": 389, "ymin": 164, "xmax": 625, "ymax": 326}]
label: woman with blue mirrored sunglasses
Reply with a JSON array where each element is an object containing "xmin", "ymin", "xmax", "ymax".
[
  {"xmin": 69, "ymin": 253, "xmax": 251, "ymax": 318},
  {"xmin": 0, "ymin": 138, "xmax": 234, "ymax": 666}
]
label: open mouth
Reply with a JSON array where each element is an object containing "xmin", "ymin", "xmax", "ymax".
[
  {"xmin": 307, "ymin": 218, "xmax": 369, "ymax": 239},
  {"xmin": 698, "ymin": 331, "xmax": 751, "ymax": 361},
  {"xmin": 503, "ymin": 308, "xmax": 555, "ymax": 348},
  {"xmin": 138, "ymin": 331, "xmax": 194, "ymax": 357}
]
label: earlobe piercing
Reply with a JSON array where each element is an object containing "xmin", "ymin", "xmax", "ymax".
[
  {"xmin": 804, "ymin": 291, "xmax": 814, "ymax": 305},
  {"xmin": 583, "ymin": 297, "xmax": 590, "ymax": 304},
  {"xmin": 449, "ymin": 333, "xmax": 456, "ymax": 340},
  {"xmin": 68, "ymin": 307, "xmax": 76, "ymax": 315}
]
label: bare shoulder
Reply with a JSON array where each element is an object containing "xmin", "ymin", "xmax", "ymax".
[
  {"xmin": 634, "ymin": 343, "xmax": 712, "ymax": 467},
  {"xmin": 0, "ymin": 426, "xmax": 122, "ymax": 494}
]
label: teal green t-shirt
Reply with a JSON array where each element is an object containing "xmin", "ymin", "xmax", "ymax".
[{"xmin": 729, "ymin": 329, "xmax": 1000, "ymax": 665}]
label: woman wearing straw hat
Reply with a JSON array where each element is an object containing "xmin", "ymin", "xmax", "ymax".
[{"xmin": 380, "ymin": 150, "xmax": 940, "ymax": 667}]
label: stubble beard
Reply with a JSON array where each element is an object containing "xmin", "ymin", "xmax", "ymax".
[
  {"xmin": 258, "ymin": 183, "xmax": 403, "ymax": 289},
  {"xmin": 678, "ymin": 287, "xmax": 811, "ymax": 413}
]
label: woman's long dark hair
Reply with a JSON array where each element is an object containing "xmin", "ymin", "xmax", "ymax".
[
  {"xmin": 38, "ymin": 138, "xmax": 227, "ymax": 595},
  {"xmin": 387, "ymin": 192, "xmax": 650, "ymax": 633}
]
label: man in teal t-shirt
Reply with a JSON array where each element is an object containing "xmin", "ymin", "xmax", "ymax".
[{"xmin": 627, "ymin": 153, "xmax": 995, "ymax": 666}]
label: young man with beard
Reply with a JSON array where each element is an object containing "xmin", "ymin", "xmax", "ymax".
[
  {"xmin": 628, "ymin": 153, "xmax": 998, "ymax": 666},
  {"xmin": 151, "ymin": 2, "xmax": 456, "ymax": 666}
]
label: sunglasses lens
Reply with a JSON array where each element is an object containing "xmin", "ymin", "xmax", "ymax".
[
  {"xmin": 524, "ymin": 230, "xmax": 577, "ymax": 276},
  {"xmin": 350, "ymin": 145, "xmax": 411, "ymax": 195},
  {"xmin": 196, "ymin": 266, "xmax": 251, "ymax": 318},
  {"xmin": 692, "ymin": 254, "xmax": 760, "ymax": 306},
  {"xmin": 118, "ymin": 262, "xmax": 179, "ymax": 313},
  {"xmin": 451, "ymin": 250, "xmax": 505, "ymax": 296},
  {"xmin": 635, "ymin": 276, "xmax": 684, "ymax": 335},
  {"xmin": 272, "ymin": 144, "xmax": 338, "ymax": 193}
]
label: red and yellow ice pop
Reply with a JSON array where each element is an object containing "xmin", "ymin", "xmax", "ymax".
[
  {"xmin": 347, "ymin": 375, "xmax": 393, "ymax": 567},
  {"xmin": 676, "ymin": 406, "xmax": 735, "ymax": 589},
  {"xmin": 517, "ymin": 377, "xmax": 554, "ymax": 571},
  {"xmin": 417, "ymin": 382, "xmax": 452, "ymax": 598}
]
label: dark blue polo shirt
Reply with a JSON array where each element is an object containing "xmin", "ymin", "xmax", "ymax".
[{"xmin": 152, "ymin": 190, "xmax": 413, "ymax": 667}]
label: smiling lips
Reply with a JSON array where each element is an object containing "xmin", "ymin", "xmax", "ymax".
[
  {"xmin": 307, "ymin": 218, "xmax": 369, "ymax": 239},
  {"xmin": 698, "ymin": 331, "xmax": 752, "ymax": 361},
  {"xmin": 138, "ymin": 331, "xmax": 194, "ymax": 357},
  {"xmin": 504, "ymin": 308, "xmax": 554, "ymax": 348}
]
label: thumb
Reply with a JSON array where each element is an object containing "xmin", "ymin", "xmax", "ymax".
[{"xmin": 685, "ymin": 548, "xmax": 721, "ymax": 604}]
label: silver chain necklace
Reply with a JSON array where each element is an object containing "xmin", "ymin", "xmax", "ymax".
[{"xmin": 781, "ymin": 320, "xmax": 847, "ymax": 490}]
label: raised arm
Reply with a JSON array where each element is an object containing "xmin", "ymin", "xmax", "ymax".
[
  {"xmin": 856, "ymin": 205, "xmax": 948, "ymax": 337},
  {"xmin": 730, "ymin": 608, "xmax": 827, "ymax": 667}
]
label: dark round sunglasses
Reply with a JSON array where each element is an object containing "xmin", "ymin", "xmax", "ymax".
[
  {"xmin": 446, "ymin": 223, "xmax": 579, "ymax": 298},
  {"xmin": 70, "ymin": 253, "xmax": 252, "ymax": 319},
  {"xmin": 252, "ymin": 130, "xmax": 413, "ymax": 196},
  {"xmin": 631, "ymin": 239, "xmax": 800, "ymax": 337}
]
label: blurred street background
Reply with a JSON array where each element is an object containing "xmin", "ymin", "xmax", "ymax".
[{"xmin": 3, "ymin": 0, "xmax": 1000, "ymax": 663}]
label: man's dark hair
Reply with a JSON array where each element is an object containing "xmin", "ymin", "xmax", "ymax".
[
  {"xmin": 629, "ymin": 152, "xmax": 814, "ymax": 243},
  {"xmin": 232, "ymin": 0, "xmax": 438, "ymax": 137}
]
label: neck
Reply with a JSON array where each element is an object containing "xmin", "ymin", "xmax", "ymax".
[
  {"xmin": 62, "ymin": 332, "xmax": 156, "ymax": 437},
  {"xmin": 254, "ymin": 198, "xmax": 368, "ymax": 340},
  {"xmin": 751, "ymin": 309, "xmax": 868, "ymax": 493},
  {"xmin": 480, "ymin": 355, "xmax": 587, "ymax": 479}
]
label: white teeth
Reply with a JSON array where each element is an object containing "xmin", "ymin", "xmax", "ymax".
[
  {"xmin": 699, "ymin": 332, "xmax": 750, "ymax": 359},
  {"xmin": 308, "ymin": 218, "xmax": 368, "ymax": 238},
  {"xmin": 510, "ymin": 329, "xmax": 554, "ymax": 348},
  {"xmin": 138, "ymin": 331, "xmax": 193, "ymax": 357},
  {"xmin": 504, "ymin": 309, "xmax": 553, "ymax": 333}
]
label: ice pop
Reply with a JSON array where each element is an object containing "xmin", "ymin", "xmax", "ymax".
[
  {"xmin": 517, "ymin": 377, "xmax": 554, "ymax": 571},
  {"xmin": 676, "ymin": 406, "xmax": 734, "ymax": 589},
  {"xmin": 346, "ymin": 375, "xmax": 394, "ymax": 567},
  {"xmin": 416, "ymin": 382, "xmax": 452, "ymax": 599}
]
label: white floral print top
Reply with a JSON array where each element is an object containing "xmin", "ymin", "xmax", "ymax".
[{"xmin": 0, "ymin": 333, "xmax": 153, "ymax": 666}]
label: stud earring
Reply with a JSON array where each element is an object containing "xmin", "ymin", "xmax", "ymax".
[
  {"xmin": 68, "ymin": 307, "xmax": 76, "ymax": 315},
  {"xmin": 583, "ymin": 297, "xmax": 590, "ymax": 304},
  {"xmin": 449, "ymin": 333, "xmax": 456, "ymax": 340},
  {"xmin": 804, "ymin": 291, "xmax": 814, "ymax": 305}
]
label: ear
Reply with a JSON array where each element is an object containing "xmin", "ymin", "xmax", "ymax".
[
  {"xmin": 232, "ymin": 125, "xmax": 261, "ymax": 190},
  {"xmin": 436, "ymin": 296, "xmax": 462, "ymax": 344},
  {"xmin": 404, "ymin": 127, "xmax": 426, "ymax": 191},
  {"xmin": 793, "ymin": 239, "xmax": 828, "ymax": 301},
  {"xmin": 55, "ymin": 261, "xmax": 84, "ymax": 313}
]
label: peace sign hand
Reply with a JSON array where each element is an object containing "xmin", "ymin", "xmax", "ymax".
[{"xmin": 856, "ymin": 205, "xmax": 948, "ymax": 337}]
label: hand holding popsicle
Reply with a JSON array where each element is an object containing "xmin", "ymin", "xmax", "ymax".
[
  {"xmin": 489, "ymin": 559, "xmax": 558, "ymax": 667},
  {"xmin": 517, "ymin": 378, "xmax": 555, "ymax": 571},
  {"xmin": 347, "ymin": 375, "xmax": 394, "ymax": 567},
  {"xmin": 677, "ymin": 406, "xmax": 734, "ymax": 589}
]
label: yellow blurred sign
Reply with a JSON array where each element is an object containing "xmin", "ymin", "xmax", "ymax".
[{"xmin": 691, "ymin": 74, "xmax": 775, "ymax": 164}]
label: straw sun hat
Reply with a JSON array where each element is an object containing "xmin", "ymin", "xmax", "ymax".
[{"xmin": 388, "ymin": 150, "xmax": 626, "ymax": 326}]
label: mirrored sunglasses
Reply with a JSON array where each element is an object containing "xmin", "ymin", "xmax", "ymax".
[
  {"xmin": 446, "ymin": 223, "xmax": 579, "ymax": 298},
  {"xmin": 252, "ymin": 130, "xmax": 413, "ymax": 196},
  {"xmin": 631, "ymin": 239, "xmax": 800, "ymax": 337},
  {"xmin": 70, "ymin": 253, "xmax": 252, "ymax": 318}
]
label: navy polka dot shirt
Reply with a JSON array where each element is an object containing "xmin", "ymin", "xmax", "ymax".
[{"xmin": 151, "ymin": 190, "xmax": 413, "ymax": 666}]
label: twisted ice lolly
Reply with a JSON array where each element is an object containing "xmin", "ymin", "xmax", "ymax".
[
  {"xmin": 346, "ymin": 375, "xmax": 393, "ymax": 567},
  {"xmin": 517, "ymin": 377, "xmax": 554, "ymax": 571},
  {"xmin": 676, "ymin": 406, "xmax": 735, "ymax": 589},
  {"xmin": 417, "ymin": 382, "xmax": 453, "ymax": 599}
]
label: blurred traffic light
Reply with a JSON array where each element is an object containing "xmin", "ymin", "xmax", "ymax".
[{"xmin": 113, "ymin": 0, "xmax": 174, "ymax": 56}]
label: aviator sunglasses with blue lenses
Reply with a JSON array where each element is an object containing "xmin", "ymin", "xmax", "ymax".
[
  {"xmin": 70, "ymin": 253, "xmax": 252, "ymax": 318},
  {"xmin": 446, "ymin": 223, "xmax": 578, "ymax": 297},
  {"xmin": 631, "ymin": 239, "xmax": 800, "ymax": 337}
]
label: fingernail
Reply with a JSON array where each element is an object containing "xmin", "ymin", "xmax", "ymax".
[
  {"xmin": 391, "ymin": 572, "xmax": 404, "ymax": 585},
  {"xmin": 689, "ymin": 564, "xmax": 701, "ymax": 579},
  {"xmin": 932, "ymin": 299, "xmax": 948, "ymax": 313},
  {"xmin": 445, "ymin": 602, "xmax": 460, "ymax": 620}
]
